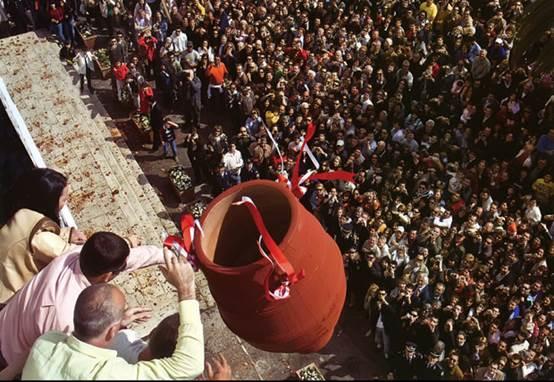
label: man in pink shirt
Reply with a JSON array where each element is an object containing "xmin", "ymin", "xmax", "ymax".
[{"xmin": 0, "ymin": 232, "xmax": 164, "ymax": 378}]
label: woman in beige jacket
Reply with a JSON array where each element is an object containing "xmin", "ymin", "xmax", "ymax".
[{"xmin": 0, "ymin": 168, "xmax": 87, "ymax": 303}]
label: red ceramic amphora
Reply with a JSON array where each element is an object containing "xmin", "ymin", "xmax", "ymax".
[{"xmin": 194, "ymin": 180, "xmax": 346, "ymax": 353}]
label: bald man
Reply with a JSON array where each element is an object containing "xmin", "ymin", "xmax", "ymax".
[
  {"xmin": 22, "ymin": 251, "xmax": 204, "ymax": 380},
  {"xmin": 0, "ymin": 232, "xmax": 163, "ymax": 379}
]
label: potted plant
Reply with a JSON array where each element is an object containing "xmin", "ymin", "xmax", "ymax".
[
  {"xmin": 76, "ymin": 22, "xmax": 97, "ymax": 50},
  {"xmin": 185, "ymin": 199, "xmax": 208, "ymax": 219},
  {"xmin": 168, "ymin": 165, "xmax": 194, "ymax": 203},
  {"xmin": 130, "ymin": 112, "xmax": 152, "ymax": 141},
  {"xmin": 296, "ymin": 363, "xmax": 325, "ymax": 381},
  {"xmin": 94, "ymin": 48, "xmax": 111, "ymax": 79}
]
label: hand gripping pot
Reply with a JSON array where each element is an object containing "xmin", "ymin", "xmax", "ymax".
[{"xmin": 193, "ymin": 180, "xmax": 346, "ymax": 353}]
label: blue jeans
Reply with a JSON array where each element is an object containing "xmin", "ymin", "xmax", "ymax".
[
  {"xmin": 63, "ymin": 18, "xmax": 76, "ymax": 44},
  {"xmin": 51, "ymin": 22, "xmax": 66, "ymax": 43},
  {"xmin": 162, "ymin": 140, "xmax": 178, "ymax": 157}
]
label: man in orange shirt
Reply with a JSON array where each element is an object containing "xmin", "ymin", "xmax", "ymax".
[{"xmin": 206, "ymin": 56, "xmax": 228, "ymax": 100}]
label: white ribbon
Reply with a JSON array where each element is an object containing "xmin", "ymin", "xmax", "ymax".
[
  {"xmin": 263, "ymin": 125, "xmax": 285, "ymax": 173},
  {"xmin": 303, "ymin": 144, "xmax": 320, "ymax": 170},
  {"xmin": 193, "ymin": 219, "xmax": 205, "ymax": 240},
  {"xmin": 233, "ymin": 195, "xmax": 254, "ymax": 206},
  {"xmin": 298, "ymin": 169, "xmax": 316, "ymax": 187},
  {"xmin": 257, "ymin": 236, "xmax": 290, "ymax": 300},
  {"xmin": 293, "ymin": 134, "xmax": 320, "ymax": 197}
]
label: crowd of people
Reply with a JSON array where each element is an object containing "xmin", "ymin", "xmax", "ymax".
[{"xmin": 1, "ymin": 0, "xmax": 554, "ymax": 380}]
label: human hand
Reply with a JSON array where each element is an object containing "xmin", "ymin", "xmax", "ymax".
[
  {"xmin": 159, "ymin": 247, "xmax": 196, "ymax": 300},
  {"xmin": 70, "ymin": 228, "xmax": 87, "ymax": 244},
  {"xmin": 204, "ymin": 353, "xmax": 232, "ymax": 380},
  {"xmin": 126, "ymin": 234, "xmax": 142, "ymax": 248},
  {"xmin": 121, "ymin": 306, "xmax": 153, "ymax": 328}
]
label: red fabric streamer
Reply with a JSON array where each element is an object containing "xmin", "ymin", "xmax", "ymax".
[
  {"xmin": 290, "ymin": 123, "xmax": 317, "ymax": 197},
  {"xmin": 290, "ymin": 124, "xmax": 355, "ymax": 197},
  {"xmin": 233, "ymin": 197, "xmax": 305, "ymax": 301},
  {"xmin": 163, "ymin": 214, "xmax": 199, "ymax": 271},
  {"xmin": 309, "ymin": 170, "xmax": 356, "ymax": 182}
]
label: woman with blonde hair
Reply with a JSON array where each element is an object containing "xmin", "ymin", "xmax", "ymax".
[{"xmin": 363, "ymin": 283, "xmax": 380, "ymax": 336}]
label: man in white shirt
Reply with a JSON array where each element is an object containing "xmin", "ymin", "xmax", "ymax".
[
  {"xmin": 361, "ymin": 235, "xmax": 381, "ymax": 258},
  {"xmin": 170, "ymin": 28, "xmax": 188, "ymax": 53},
  {"xmin": 361, "ymin": 92, "xmax": 373, "ymax": 112},
  {"xmin": 509, "ymin": 333, "xmax": 529, "ymax": 355},
  {"xmin": 73, "ymin": 48, "xmax": 96, "ymax": 93},
  {"xmin": 222, "ymin": 144, "xmax": 244, "ymax": 186},
  {"xmin": 480, "ymin": 189, "xmax": 494, "ymax": 211},
  {"xmin": 433, "ymin": 208, "xmax": 453, "ymax": 229},
  {"xmin": 525, "ymin": 199, "xmax": 542, "ymax": 225},
  {"xmin": 392, "ymin": 126, "xmax": 406, "ymax": 143},
  {"xmin": 183, "ymin": 41, "xmax": 201, "ymax": 68}
]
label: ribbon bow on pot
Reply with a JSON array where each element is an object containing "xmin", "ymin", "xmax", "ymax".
[
  {"xmin": 232, "ymin": 196, "xmax": 305, "ymax": 301},
  {"xmin": 163, "ymin": 214, "xmax": 202, "ymax": 271}
]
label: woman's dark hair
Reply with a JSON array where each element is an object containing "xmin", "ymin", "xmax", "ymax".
[
  {"xmin": 148, "ymin": 313, "xmax": 180, "ymax": 359},
  {"xmin": 80, "ymin": 232, "xmax": 130, "ymax": 279},
  {"xmin": 5, "ymin": 167, "xmax": 68, "ymax": 225}
]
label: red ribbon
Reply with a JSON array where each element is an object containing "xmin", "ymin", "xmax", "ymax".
[
  {"xmin": 290, "ymin": 123, "xmax": 317, "ymax": 197},
  {"xmin": 308, "ymin": 170, "xmax": 356, "ymax": 183},
  {"xmin": 233, "ymin": 197, "xmax": 305, "ymax": 301},
  {"xmin": 290, "ymin": 123, "xmax": 355, "ymax": 197},
  {"xmin": 163, "ymin": 214, "xmax": 199, "ymax": 271}
]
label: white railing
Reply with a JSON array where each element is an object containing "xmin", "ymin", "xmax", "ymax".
[{"xmin": 0, "ymin": 77, "xmax": 77, "ymax": 228}]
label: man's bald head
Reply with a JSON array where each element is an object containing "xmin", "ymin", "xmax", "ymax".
[{"xmin": 74, "ymin": 284, "xmax": 126, "ymax": 342}]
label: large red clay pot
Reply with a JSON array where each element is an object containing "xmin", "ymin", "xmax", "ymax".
[{"xmin": 194, "ymin": 180, "xmax": 346, "ymax": 353}]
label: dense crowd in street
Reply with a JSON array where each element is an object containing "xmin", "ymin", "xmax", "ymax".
[{"xmin": 1, "ymin": 0, "xmax": 554, "ymax": 380}]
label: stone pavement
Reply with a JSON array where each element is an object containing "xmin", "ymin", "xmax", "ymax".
[{"xmin": 0, "ymin": 31, "xmax": 386, "ymax": 380}]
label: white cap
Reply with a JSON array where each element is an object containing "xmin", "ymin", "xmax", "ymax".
[
  {"xmin": 495, "ymin": 38, "xmax": 503, "ymax": 45},
  {"xmin": 336, "ymin": 139, "xmax": 344, "ymax": 146},
  {"xmin": 396, "ymin": 226, "xmax": 405, "ymax": 233}
]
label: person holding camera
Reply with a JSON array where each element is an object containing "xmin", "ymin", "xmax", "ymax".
[{"xmin": 137, "ymin": 31, "xmax": 158, "ymax": 80}]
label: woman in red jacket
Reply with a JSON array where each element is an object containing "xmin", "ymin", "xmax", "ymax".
[
  {"xmin": 138, "ymin": 79, "xmax": 154, "ymax": 115},
  {"xmin": 112, "ymin": 60, "xmax": 129, "ymax": 102}
]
